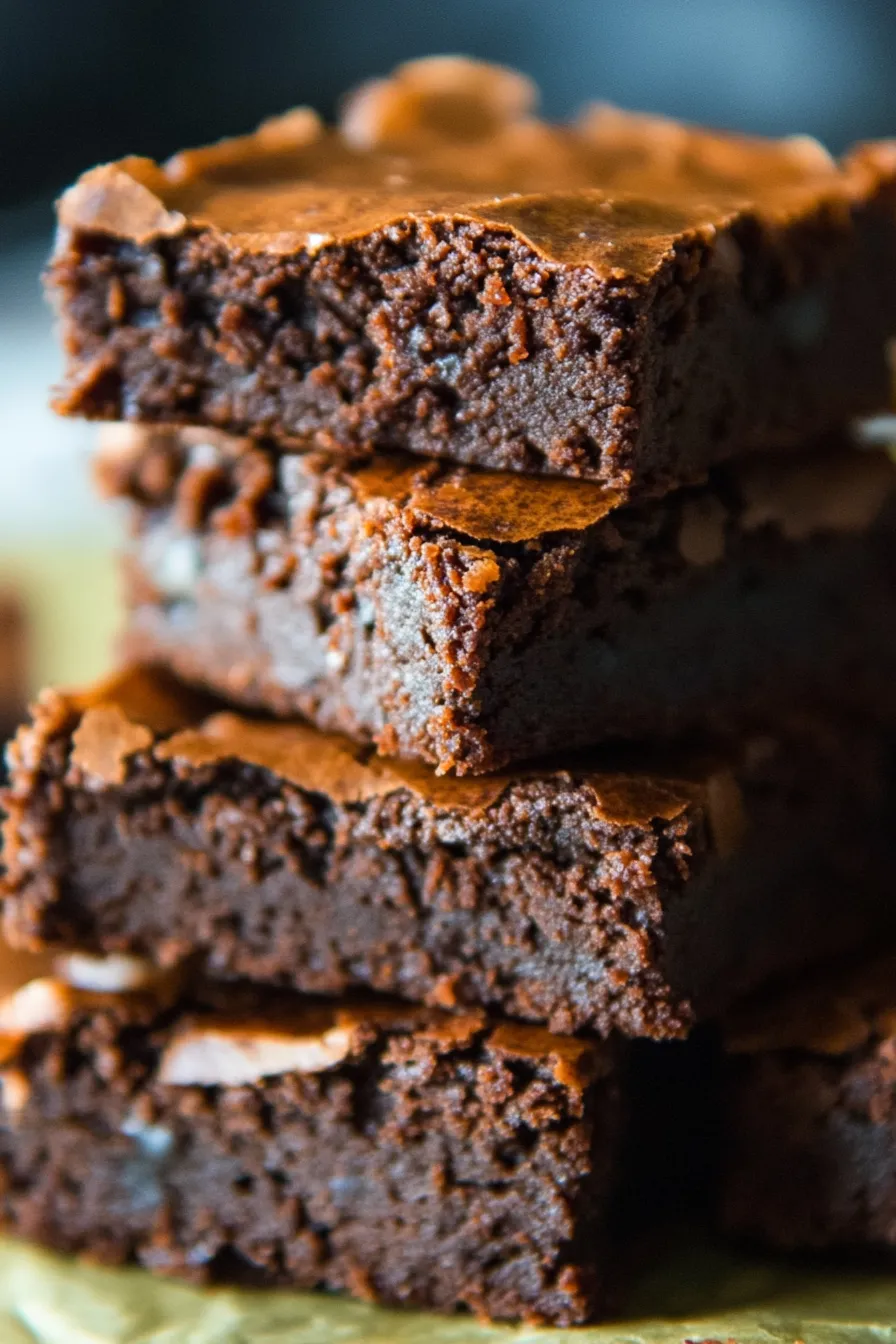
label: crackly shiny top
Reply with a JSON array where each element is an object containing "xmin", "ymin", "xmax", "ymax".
[
  {"xmin": 19, "ymin": 665, "xmax": 738, "ymax": 833},
  {"xmin": 55, "ymin": 56, "xmax": 896, "ymax": 281}
]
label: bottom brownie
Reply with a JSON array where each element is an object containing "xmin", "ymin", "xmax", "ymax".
[
  {"xmin": 722, "ymin": 954, "xmax": 896, "ymax": 1250},
  {"xmin": 0, "ymin": 951, "xmax": 618, "ymax": 1325}
]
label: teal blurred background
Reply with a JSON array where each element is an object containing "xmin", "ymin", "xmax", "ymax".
[{"xmin": 3, "ymin": 0, "xmax": 896, "ymax": 207}]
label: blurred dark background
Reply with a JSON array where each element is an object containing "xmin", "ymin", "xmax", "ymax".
[{"xmin": 4, "ymin": 0, "xmax": 896, "ymax": 221}]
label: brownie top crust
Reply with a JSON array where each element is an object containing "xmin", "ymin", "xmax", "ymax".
[
  {"xmin": 0, "ymin": 942, "xmax": 606, "ymax": 1092},
  {"xmin": 28, "ymin": 665, "xmax": 748, "ymax": 840},
  {"xmin": 55, "ymin": 56, "xmax": 896, "ymax": 282},
  {"xmin": 726, "ymin": 954, "xmax": 896, "ymax": 1057}
]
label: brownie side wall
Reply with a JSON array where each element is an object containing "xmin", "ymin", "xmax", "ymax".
[
  {"xmin": 0, "ymin": 1003, "xmax": 615, "ymax": 1323},
  {"xmin": 664, "ymin": 729, "xmax": 896, "ymax": 1019},
  {"xmin": 638, "ymin": 198, "xmax": 896, "ymax": 481},
  {"xmin": 51, "ymin": 222, "xmax": 641, "ymax": 485},
  {"xmin": 116, "ymin": 436, "xmax": 676, "ymax": 772},
  {"xmin": 5, "ymin": 719, "xmax": 895, "ymax": 1037},
  {"xmin": 2, "ymin": 738, "xmax": 697, "ymax": 1038},
  {"xmin": 477, "ymin": 522, "xmax": 896, "ymax": 767},
  {"xmin": 50, "ymin": 198, "xmax": 894, "ymax": 490},
  {"xmin": 122, "ymin": 487, "xmax": 509, "ymax": 773},
  {"xmin": 722, "ymin": 1047, "xmax": 896, "ymax": 1249},
  {"xmin": 122, "ymin": 495, "xmax": 896, "ymax": 773}
]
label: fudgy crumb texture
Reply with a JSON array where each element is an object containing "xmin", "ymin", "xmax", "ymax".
[{"xmin": 0, "ymin": 988, "xmax": 616, "ymax": 1324}]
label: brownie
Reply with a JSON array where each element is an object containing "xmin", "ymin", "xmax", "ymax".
[
  {"xmin": 4, "ymin": 667, "xmax": 895, "ymax": 1038},
  {"xmin": 0, "ymin": 949, "xmax": 618, "ymax": 1324},
  {"xmin": 99, "ymin": 423, "xmax": 896, "ymax": 775},
  {"xmin": 722, "ymin": 954, "xmax": 896, "ymax": 1252},
  {"xmin": 48, "ymin": 56, "xmax": 896, "ymax": 494},
  {"xmin": 0, "ymin": 592, "xmax": 26, "ymax": 771}
]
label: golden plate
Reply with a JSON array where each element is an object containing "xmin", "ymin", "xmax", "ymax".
[{"xmin": 1, "ymin": 1234, "xmax": 895, "ymax": 1343}]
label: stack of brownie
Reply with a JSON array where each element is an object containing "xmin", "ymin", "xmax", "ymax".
[{"xmin": 3, "ymin": 58, "xmax": 896, "ymax": 1325}]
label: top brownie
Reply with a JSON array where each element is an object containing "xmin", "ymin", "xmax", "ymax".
[{"xmin": 49, "ymin": 57, "xmax": 896, "ymax": 493}]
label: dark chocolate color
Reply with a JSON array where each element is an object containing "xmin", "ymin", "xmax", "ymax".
[
  {"xmin": 0, "ymin": 965, "xmax": 616, "ymax": 1325},
  {"xmin": 100, "ymin": 424, "xmax": 896, "ymax": 774},
  {"xmin": 3, "ymin": 667, "xmax": 895, "ymax": 1038},
  {"xmin": 722, "ymin": 954, "xmax": 896, "ymax": 1251},
  {"xmin": 48, "ymin": 58, "xmax": 896, "ymax": 493}
]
